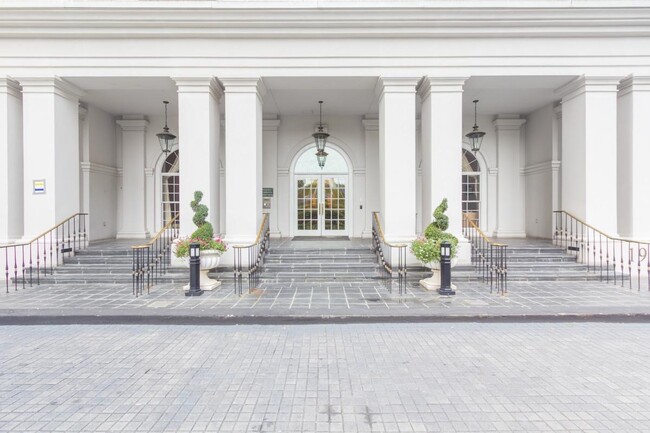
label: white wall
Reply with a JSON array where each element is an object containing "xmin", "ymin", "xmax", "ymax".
[{"xmin": 524, "ymin": 104, "xmax": 555, "ymax": 239}]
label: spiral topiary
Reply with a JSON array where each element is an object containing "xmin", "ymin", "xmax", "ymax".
[
  {"xmin": 190, "ymin": 190, "xmax": 214, "ymax": 241},
  {"xmin": 411, "ymin": 198, "xmax": 458, "ymax": 264}
]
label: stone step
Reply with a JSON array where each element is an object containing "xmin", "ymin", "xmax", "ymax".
[
  {"xmin": 506, "ymin": 255, "xmax": 577, "ymax": 263},
  {"xmin": 505, "ymin": 247, "xmax": 566, "ymax": 255},
  {"xmin": 63, "ymin": 257, "xmax": 136, "ymax": 265},
  {"xmin": 268, "ymin": 248, "xmax": 374, "ymax": 255},
  {"xmin": 504, "ymin": 263, "xmax": 590, "ymax": 271},
  {"xmin": 265, "ymin": 255, "xmax": 377, "ymax": 263},
  {"xmin": 264, "ymin": 263, "xmax": 379, "ymax": 272}
]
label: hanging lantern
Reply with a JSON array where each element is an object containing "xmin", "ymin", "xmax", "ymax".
[
  {"xmin": 466, "ymin": 99, "xmax": 486, "ymax": 154},
  {"xmin": 316, "ymin": 149, "xmax": 328, "ymax": 169},
  {"xmin": 156, "ymin": 100, "xmax": 176, "ymax": 155},
  {"xmin": 312, "ymin": 100, "xmax": 329, "ymax": 152}
]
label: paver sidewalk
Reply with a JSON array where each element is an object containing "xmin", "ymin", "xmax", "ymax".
[{"xmin": 1, "ymin": 277, "xmax": 650, "ymax": 322}]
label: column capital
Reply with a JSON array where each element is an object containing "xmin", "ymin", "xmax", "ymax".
[
  {"xmin": 493, "ymin": 115, "xmax": 526, "ymax": 130},
  {"xmin": 0, "ymin": 77, "xmax": 21, "ymax": 99},
  {"xmin": 173, "ymin": 77, "xmax": 224, "ymax": 100},
  {"xmin": 263, "ymin": 118, "xmax": 281, "ymax": 131},
  {"xmin": 377, "ymin": 77, "xmax": 420, "ymax": 94},
  {"xmin": 16, "ymin": 76, "xmax": 85, "ymax": 102},
  {"xmin": 221, "ymin": 77, "xmax": 266, "ymax": 99},
  {"xmin": 116, "ymin": 117, "xmax": 149, "ymax": 131},
  {"xmin": 362, "ymin": 118, "xmax": 379, "ymax": 131},
  {"xmin": 556, "ymin": 76, "xmax": 621, "ymax": 104},
  {"xmin": 618, "ymin": 75, "xmax": 650, "ymax": 96},
  {"xmin": 416, "ymin": 76, "xmax": 467, "ymax": 99}
]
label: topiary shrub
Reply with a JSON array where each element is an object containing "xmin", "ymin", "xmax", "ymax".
[
  {"xmin": 175, "ymin": 190, "xmax": 227, "ymax": 258},
  {"xmin": 411, "ymin": 198, "xmax": 458, "ymax": 265}
]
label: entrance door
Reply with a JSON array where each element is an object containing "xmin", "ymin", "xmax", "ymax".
[{"xmin": 295, "ymin": 175, "xmax": 348, "ymax": 236}]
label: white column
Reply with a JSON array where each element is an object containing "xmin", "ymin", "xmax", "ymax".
[
  {"xmin": 559, "ymin": 76, "xmax": 619, "ymax": 235},
  {"xmin": 174, "ymin": 77, "xmax": 222, "ymax": 237},
  {"xmin": 223, "ymin": 78, "xmax": 265, "ymax": 244},
  {"xmin": 362, "ymin": 117, "xmax": 379, "ymax": 238},
  {"xmin": 116, "ymin": 116, "xmax": 149, "ymax": 239},
  {"xmin": 19, "ymin": 77, "xmax": 82, "ymax": 238},
  {"xmin": 617, "ymin": 76, "xmax": 650, "ymax": 239},
  {"xmin": 378, "ymin": 77, "xmax": 418, "ymax": 242},
  {"xmin": 0, "ymin": 78, "xmax": 23, "ymax": 242},
  {"xmin": 493, "ymin": 115, "xmax": 527, "ymax": 238},
  {"xmin": 262, "ymin": 117, "xmax": 280, "ymax": 237},
  {"xmin": 417, "ymin": 77, "xmax": 466, "ymax": 237},
  {"xmin": 552, "ymin": 105, "xmax": 562, "ymax": 213}
]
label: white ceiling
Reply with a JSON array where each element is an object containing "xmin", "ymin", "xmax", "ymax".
[{"xmin": 66, "ymin": 75, "xmax": 577, "ymax": 118}]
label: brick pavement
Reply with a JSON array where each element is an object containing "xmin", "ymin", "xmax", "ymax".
[{"xmin": 1, "ymin": 323, "xmax": 649, "ymax": 432}]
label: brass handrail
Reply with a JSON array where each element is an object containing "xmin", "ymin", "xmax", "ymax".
[
  {"xmin": 553, "ymin": 210, "xmax": 646, "ymax": 243},
  {"xmin": 372, "ymin": 212, "xmax": 407, "ymax": 248},
  {"xmin": 233, "ymin": 213, "xmax": 271, "ymax": 295},
  {"xmin": 0, "ymin": 212, "xmax": 88, "ymax": 248},
  {"xmin": 131, "ymin": 214, "xmax": 179, "ymax": 250},
  {"xmin": 462, "ymin": 214, "xmax": 507, "ymax": 247}
]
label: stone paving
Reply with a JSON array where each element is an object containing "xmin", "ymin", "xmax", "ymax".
[
  {"xmin": 1, "ymin": 278, "xmax": 650, "ymax": 319},
  {"xmin": 1, "ymin": 323, "xmax": 649, "ymax": 432}
]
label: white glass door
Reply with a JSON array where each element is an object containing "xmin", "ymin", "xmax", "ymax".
[{"xmin": 295, "ymin": 175, "xmax": 348, "ymax": 237}]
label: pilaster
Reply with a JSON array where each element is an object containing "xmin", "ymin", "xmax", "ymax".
[
  {"xmin": 0, "ymin": 78, "xmax": 23, "ymax": 242},
  {"xmin": 263, "ymin": 117, "xmax": 281, "ymax": 237},
  {"xmin": 362, "ymin": 117, "xmax": 379, "ymax": 238},
  {"xmin": 116, "ymin": 117, "xmax": 149, "ymax": 239},
  {"xmin": 493, "ymin": 115, "xmax": 527, "ymax": 238}
]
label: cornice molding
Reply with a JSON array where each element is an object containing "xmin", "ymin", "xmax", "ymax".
[
  {"xmin": 362, "ymin": 119, "xmax": 379, "ymax": 131},
  {"xmin": 378, "ymin": 77, "xmax": 420, "ymax": 95},
  {"xmin": 221, "ymin": 77, "xmax": 266, "ymax": 100},
  {"xmin": 263, "ymin": 119, "xmax": 281, "ymax": 131},
  {"xmin": 416, "ymin": 76, "xmax": 467, "ymax": 99},
  {"xmin": 521, "ymin": 160, "xmax": 561, "ymax": 176},
  {"xmin": 493, "ymin": 116, "xmax": 526, "ymax": 130},
  {"xmin": 116, "ymin": 118, "xmax": 149, "ymax": 131},
  {"xmin": 80, "ymin": 161, "xmax": 120, "ymax": 177},
  {"xmin": 2, "ymin": 7, "xmax": 650, "ymax": 39},
  {"xmin": 16, "ymin": 77, "xmax": 85, "ymax": 102},
  {"xmin": 0, "ymin": 77, "xmax": 21, "ymax": 98}
]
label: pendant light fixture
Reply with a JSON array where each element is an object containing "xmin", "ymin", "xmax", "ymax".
[
  {"xmin": 156, "ymin": 100, "xmax": 176, "ymax": 155},
  {"xmin": 316, "ymin": 149, "xmax": 328, "ymax": 169},
  {"xmin": 466, "ymin": 99, "xmax": 486, "ymax": 154},
  {"xmin": 312, "ymin": 100, "xmax": 329, "ymax": 153}
]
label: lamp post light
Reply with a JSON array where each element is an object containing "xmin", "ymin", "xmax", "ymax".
[
  {"xmin": 438, "ymin": 241, "xmax": 456, "ymax": 296},
  {"xmin": 185, "ymin": 242, "xmax": 204, "ymax": 297},
  {"xmin": 156, "ymin": 100, "xmax": 176, "ymax": 156},
  {"xmin": 312, "ymin": 100, "xmax": 329, "ymax": 153},
  {"xmin": 466, "ymin": 99, "xmax": 486, "ymax": 154}
]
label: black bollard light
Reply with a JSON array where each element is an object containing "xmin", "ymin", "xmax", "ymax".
[
  {"xmin": 438, "ymin": 240, "xmax": 456, "ymax": 296},
  {"xmin": 185, "ymin": 242, "xmax": 204, "ymax": 297}
]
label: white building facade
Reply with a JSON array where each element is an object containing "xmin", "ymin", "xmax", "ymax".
[{"xmin": 1, "ymin": 0, "xmax": 650, "ymax": 265}]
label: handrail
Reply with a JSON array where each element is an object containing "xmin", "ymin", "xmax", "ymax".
[
  {"xmin": 131, "ymin": 215, "xmax": 179, "ymax": 296},
  {"xmin": 233, "ymin": 213, "xmax": 270, "ymax": 295},
  {"xmin": 2, "ymin": 213, "xmax": 88, "ymax": 294},
  {"xmin": 553, "ymin": 210, "xmax": 649, "ymax": 291},
  {"xmin": 371, "ymin": 212, "xmax": 407, "ymax": 294},
  {"xmin": 462, "ymin": 213, "xmax": 508, "ymax": 294}
]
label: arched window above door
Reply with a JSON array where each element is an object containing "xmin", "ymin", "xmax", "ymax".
[{"xmin": 294, "ymin": 147, "xmax": 348, "ymax": 174}]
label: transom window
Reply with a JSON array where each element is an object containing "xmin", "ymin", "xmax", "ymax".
[
  {"xmin": 294, "ymin": 147, "xmax": 348, "ymax": 174},
  {"xmin": 462, "ymin": 149, "xmax": 481, "ymax": 227},
  {"xmin": 161, "ymin": 150, "xmax": 180, "ymax": 226}
]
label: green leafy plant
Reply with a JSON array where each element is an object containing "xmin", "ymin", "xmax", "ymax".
[
  {"xmin": 175, "ymin": 190, "xmax": 227, "ymax": 258},
  {"xmin": 411, "ymin": 198, "xmax": 458, "ymax": 265}
]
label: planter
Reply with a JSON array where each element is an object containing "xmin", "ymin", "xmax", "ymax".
[
  {"xmin": 182, "ymin": 249, "xmax": 223, "ymax": 291},
  {"xmin": 419, "ymin": 258, "xmax": 458, "ymax": 292}
]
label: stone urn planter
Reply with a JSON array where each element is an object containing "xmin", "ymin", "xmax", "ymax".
[
  {"xmin": 419, "ymin": 258, "xmax": 458, "ymax": 291},
  {"xmin": 180, "ymin": 249, "xmax": 223, "ymax": 291}
]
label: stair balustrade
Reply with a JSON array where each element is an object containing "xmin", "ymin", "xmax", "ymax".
[
  {"xmin": 233, "ymin": 213, "xmax": 270, "ymax": 295},
  {"xmin": 462, "ymin": 215, "xmax": 508, "ymax": 294},
  {"xmin": 1, "ymin": 213, "xmax": 88, "ymax": 294},
  {"xmin": 553, "ymin": 210, "xmax": 649, "ymax": 291},
  {"xmin": 131, "ymin": 215, "xmax": 179, "ymax": 296},
  {"xmin": 371, "ymin": 212, "xmax": 407, "ymax": 294}
]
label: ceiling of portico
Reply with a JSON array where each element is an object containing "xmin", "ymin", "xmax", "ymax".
[{"xmin": 65, "ymin": 75, "xmax": 578, "ymax": 119}]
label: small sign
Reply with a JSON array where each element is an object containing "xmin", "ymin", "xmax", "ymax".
[
  {"xmin": 568, "ymin": 246, "xmax": 580, "ymax": 252},
  {"xmin": 33, "ymin": 179, "xmax": 46, "ymax": 194},
  {"xmin": 262, "ymin": 187, "xmax": 274, "ymax": 198}
]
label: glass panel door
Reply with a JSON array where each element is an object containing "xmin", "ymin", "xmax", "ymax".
[
  {"xmin": 295, "ymin": 177, "xmax": 320, "ymax": 236},
  {"xmin": 322, "ymin": 176, "xmax": 347, "ymax": 236},
  {"xmin": 295, "ymin": 175, "xmax": 348, "ymax": 237}
]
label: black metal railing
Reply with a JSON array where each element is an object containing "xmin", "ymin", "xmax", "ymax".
[
  {"xmin": 553, "ymin": 210, "xmax": 649, "ymax": 291},
  {"xmin": 371, "ymin": 212, "xmax": 407, "ymax": 295},
  {"xmin": 131, "ymin": 215, "xmax": 179, "ymax": 297},
  {"xmin": 1, "ymin": 213, "xmax": 88, "ymax": 293},
  {"xmin": 233, "ymin": 213, "xmax": 270, "ymax": 295},
  {"xmin": 462, "ymin": 214, "xmax": 508, "ymax": 294}
]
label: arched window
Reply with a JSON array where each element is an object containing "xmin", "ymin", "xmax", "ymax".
[
  {"xmin": 462, "ymin": 149, "xmax": 481, "ymax": 227},
  {"xmin": 161, "ymin": 150, "xmax": 180, "ymax": 226}
]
